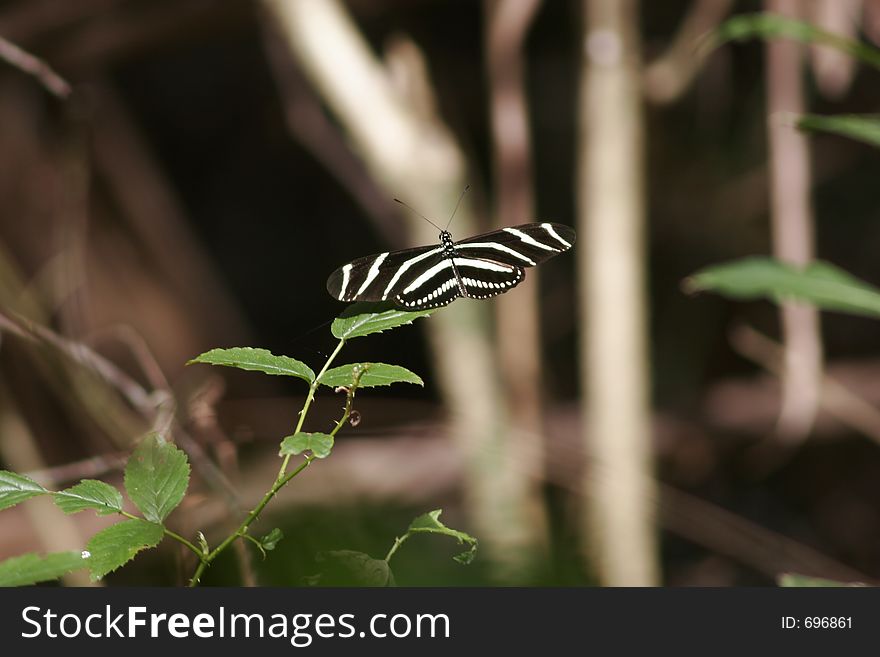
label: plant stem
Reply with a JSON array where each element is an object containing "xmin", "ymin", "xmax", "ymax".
[
  {"xmin": 189, "ymin": 455, "xmax": 316, "ymax": 586},
  {"xmin": 189, "ymin": 339, "xmax": 348, "ymax": 586},
  {"xmin": 164, "ymin": 528, "xmax": 206, "ymax": 560},
  {"xmin": 384, "ymin": 532, "xmax": 411, "ymax": 564},
  {"xmin": 278, "ymin": 338, "xmax": 346, "ymax": 478},
  {"xmin": 119, "ymin": 510, "xmax": 205, "ymax": 562}
]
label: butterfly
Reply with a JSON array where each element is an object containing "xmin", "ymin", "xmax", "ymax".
[{"xmin": 326, "ymin": 222, "xmax": 576, "ymax": 311}]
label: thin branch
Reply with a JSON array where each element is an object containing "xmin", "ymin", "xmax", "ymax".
[
  {"xmin": 0, "ymin": 309, "xmax": 154, "ymax": 414},
  {"xmin": 0, "ymin": 35, "xmax": 71, "ymax": 98},
  {"xmin": 731, "ymin": 325, "xmax": 880, "ymax": 451},
  {"xmin": 643, "ymin": 0, "xmax": 734, "ymax": 104},
  {"xmin": 0, "ymin": 309, "xmax": 243, "ymax": 511},
  {"xmin": 24, "ymin": 451, "xmax": 128, "ymax": 487}
]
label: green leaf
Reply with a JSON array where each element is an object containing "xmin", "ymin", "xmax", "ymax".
[
  {"xmin": 778, "ymin": 573, "xmax": 867, "ymax": 587},
  {"xmin": 85, "ymin": 519, "xmax": 164, "ymax": 581},
  {"xmin": 309, "ymin": 550, "xmax": 395, "ymax": 587},
  {"xmin": 187, "ymin": 347, "xmax": 315, "ymax": 384},
  {"xmin": 0, "ymin": 551, "xmax": 88, "ymax": 587},
  {"xmin": 408, "ymin": 509, "xmax": 479, "ymax": 565},
  {"xmin": 54, "ymin": 480, "xmax": 124, "ymax": 516},
  {"xmin": 798, "ymin": 114, "xmax": 880, "ymax": 150},
  {"xmin": 124, "ymin": 433, "xmax": 190, "ymax": 523},
  {"xmin": 260, "ymin": 528, "xmax": 283, "ymax": 551},
  {"xmin": 685, "ymin": 257, "xmax": 880, "ymax": 319},
  {"xmin": 86, "ymin": 519, "xmax": 164, "ymax": 581},
  {"xmin": 0, "ymin": 471, "xmax": 47, "ymax": 511},
  {"xmin": 319, "ymin": 363, "xmax": 423, "ymax": 389},
  {"xmin": 279, "ymin": 432, "xmax": 334, "ymax": 459},
  {"xmin": 331, "ymin": 304, "xmax": 434, "ymax": 340},
  {"xmin": 706, "ymin": 13, "xmax": 880, "ymax": 70}
]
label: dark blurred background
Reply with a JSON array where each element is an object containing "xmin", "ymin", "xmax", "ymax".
[{"xmin": 2, "ymin": 0, "xmax": 880, "ymax": 586}]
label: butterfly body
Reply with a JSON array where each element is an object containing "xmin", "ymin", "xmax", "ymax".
[{"xmin": 327, "ymin": 222, "xmax": 576, "ymax": 311}]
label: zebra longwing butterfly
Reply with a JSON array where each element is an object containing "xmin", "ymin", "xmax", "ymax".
[{"xmin": 326, "ymin": 222, "xmax": 576, "ymax": 311}]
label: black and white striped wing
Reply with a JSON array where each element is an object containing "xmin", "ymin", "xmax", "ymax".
[
  {"xmin": 392, "ymin": 256, "xmax": 525, "ymax": 309},
  {"xmin": 392, "ymin": 258, "xmax": 465, "ymax": 309},
  {"xmin": 453, "ymin": 222, "xmax": 576, "ymax": 268},
  {"xmin": 327, "ymin": 222, "xmax": 576, "ymax": 311},
  {"xmin": 326, "ymin": 244, "xmax": 443, "ymax": 304}
]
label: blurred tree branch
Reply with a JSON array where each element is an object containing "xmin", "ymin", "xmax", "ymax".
[
  {"xmin": 0, "ymin": 35, "xmax": 70, "ymax": 98},
  {"xmin": 261, "ymin": 18, "xmax": 405, "ymax": 249},
  {"xmin": 809, "ymin": 0, "xmax": 862, "ymax": 99},
  {"xmin": 0, "ymin": 305, "xmax": 252, "ymax": 552},
  {"xmin": 732, "ymin": 325, "xmax": 880, "ymax": 456},
  {"xmin": 765, "ymin": 0, "xmax": 823, "ymax": 443},
  {"xmin": 579, "ymin": 0, "xmax": 659, "ymax": 585},
  {"xmin": 262, "ymin": 0, "xmax": 545, "ymax": 580},
  {"xmin": 643, "ymin": 0, "xmax": 734, "ymax": 104}
]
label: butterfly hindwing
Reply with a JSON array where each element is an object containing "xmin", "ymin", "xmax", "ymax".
[
  {"xmin": 393, "ymin": 258, "xmax": 463, "ymax": 310},
  {"xmin": 455, "ymin": 257, "xmax": 525, "ymax": 300}
]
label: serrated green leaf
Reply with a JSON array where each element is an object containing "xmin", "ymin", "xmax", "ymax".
[
  {"xmin": 187, "ymin": 347, "xmax": 315, "ymax": 383},
  {"xmin": 408, "ymin": 509, "xmax": 478, "ymax": 565},
  {"xmin": 124, "ymin": 433, "xmax": 190, "ymax": 523},
  {"xmin": 85, "ymin": 519, "xmax": 164, "ymax": 581},
  {"xmin": 0, "ymin": 551, "xmax": 88, "ymax": 587},
  {"xmin": 331, "ymin": 304, "xmax": 434, "ymax": 340},
  {"xmin": 706, "ymin": 13, "xmax": 880, "ymax": 70},
  {"xmin": 260, "ymin": 528, "xmax": 283, "ymax": 551},
  {"xmin": 0, "ymin": 471, "xmax": 47, "ymax": 511},
  {"xmin": 279, "ymin": 432, "xmax": 334, "ymax": 459},
  {"xmin": 798, "ymin": 114, "xmax": 880, "ymax": 150},
  {"xmin": 778, "ymin": 573, "xmax": 867, "ymax": 587},
  {"xmin": 54, "ymin": 479, "xmax": 123, "ymax": 516},
  {"xmin": 685, "ymin": 257, "xmax": 880, "ymax": 319},
  {"xmin": 319, "ymin": 363, "xmax": 423, "ymax": 389},
  {"xmin": 310, "ymin": 550, "xmax": 395, "ymax": 587}
]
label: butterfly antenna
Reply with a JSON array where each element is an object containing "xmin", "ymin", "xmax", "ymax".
[
  {"xmin": 445, "ymin": 184, "xmax": 470, "ymax": 230},
  {"xmin": 393, "ymin": 198, "xmax": 443, "ymax": 231}
]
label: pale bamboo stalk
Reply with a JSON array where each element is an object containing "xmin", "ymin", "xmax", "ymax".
[
  {"xmin": 263, "ymin": 0, "xmax": 542, "ymax": 580},
  {"xmin": 579, "ymin": 0, "xmax": 659, "ymax": 586},
  {"xmin": 765, "ymin": 0, "xmax": 823, "ymax": 442}
]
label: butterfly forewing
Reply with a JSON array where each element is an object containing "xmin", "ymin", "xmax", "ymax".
[
  {"xmin": 454, "ymin": 223, "xmax": 576, "ymax": 267},
  {"xmin": 326, "ymin": 244, "xmax": 441, "ymax": 303},
  {"xmin": 326, "ymin": 221, "xmax": 576, "ymax": 310}
]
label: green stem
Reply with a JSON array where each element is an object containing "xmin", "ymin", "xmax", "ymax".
[
  {"xmin": 384, "ymin": 532, "xmax": 411, "ymax": 564},
  {"xmin": 119, "ymin": 510, "xmax": 205, "ymax": 562},
  {"xmin": 189, "ymin": 338, "xmax": 350, "ymax": 586},
  {"xmin": 278, "ymin": 338, "xmax": 346, "ymax": 478},
  {"xmin": 190, "ymin": 455, "xmax": 315, "ymax": 585}
]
